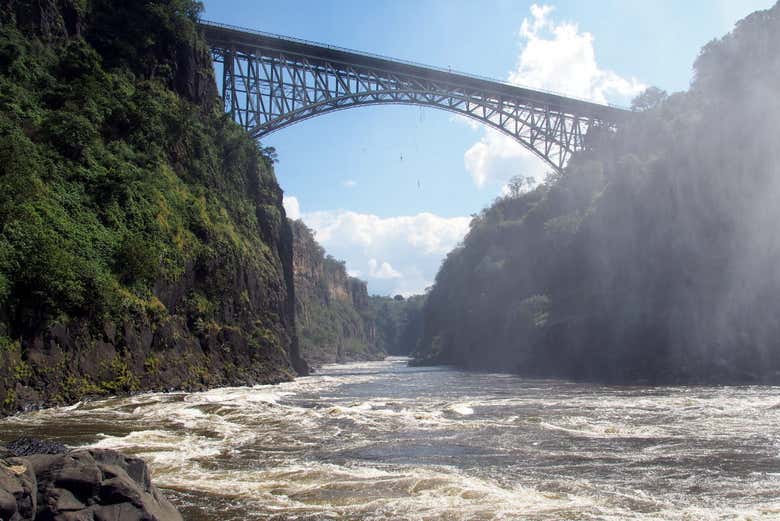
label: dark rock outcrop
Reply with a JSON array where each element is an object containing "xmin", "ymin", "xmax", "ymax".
[
  {"xmin": 0, "ymin": 442, "xmax": 181, "ymax": 521},
  {"xmin": 5, "ymin": 438, "xmax": 68, "ymax": 457},
  {"xmin": 0, "ymin": 0, "xmax": 83, "ymax": 41}
]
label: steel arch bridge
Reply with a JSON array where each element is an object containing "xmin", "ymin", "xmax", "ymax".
[{"xmin": 199, "ymin": 21, "xmax": 630, "ymax": 173}]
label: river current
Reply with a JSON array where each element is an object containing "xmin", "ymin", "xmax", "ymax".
[{"xmin": 1, "ymin": 358, "xmax": 779, "ymax": 520}]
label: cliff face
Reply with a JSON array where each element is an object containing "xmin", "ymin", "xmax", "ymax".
[
  {"xmin": 291, "ymin": 220, "xmax": 383, "ymax": 366},
  {"xmin": 0, "ymin": 0, "xmax": 306, "ymax": 415},
  {"xmin": 415, "ymin": 3, "xmax": 780, "ymax": 383},
  {"xmin": 371, "ymin": 294, "xmax": 425, "ymax": 356}
]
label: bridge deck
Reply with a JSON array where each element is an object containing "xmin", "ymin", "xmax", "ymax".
[{"xmin": 198, "ymin": 20, "xmax": 629, "ymax": 121}]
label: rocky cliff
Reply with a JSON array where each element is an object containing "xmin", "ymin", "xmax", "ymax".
[
  {"xmin": 291, "ymin": 220, "xmax": 383, "ymax": 366},
  {"xmin": 415, "ymin": 3, "xmax": 780, "ymax": 383},
  {"xmin": 0, "ymin": 0, "xmax": 307, "ymax": 415}
]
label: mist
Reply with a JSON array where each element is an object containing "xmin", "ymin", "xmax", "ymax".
[
  {"xmin": 3, "ymin": 1, "xmax": 780, "ymax": 519},
  {"xmin": 414, "ymin": 2, "xmax": 780, "ymax": 383}
]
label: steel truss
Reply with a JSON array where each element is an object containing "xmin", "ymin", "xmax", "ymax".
[{"xmin": 201, "ymin": 21, "xmax": 628, "ymax": 173}]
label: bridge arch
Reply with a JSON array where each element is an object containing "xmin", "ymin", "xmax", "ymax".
[
  {"xmin": 200, "ymin": 21, "xmax": 629, "ymax": 173},
  {"xmin": 251, "ymin": 98, "xmax": 572, "ymax": 173}
]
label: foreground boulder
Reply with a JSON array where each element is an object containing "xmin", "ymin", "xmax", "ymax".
[{"xmin": 0, "ymin": 442, "xmax": 182, "ymax": 521}]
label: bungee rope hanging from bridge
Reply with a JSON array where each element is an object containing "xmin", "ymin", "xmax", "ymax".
[{"xmin": 199, "ymin": 20, "xmax": 631, "ymax": 173}]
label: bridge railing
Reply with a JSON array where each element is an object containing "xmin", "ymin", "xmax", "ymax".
[{"xmin": 199, "ymin": 19, "xmax": 630, "ymax": 111}]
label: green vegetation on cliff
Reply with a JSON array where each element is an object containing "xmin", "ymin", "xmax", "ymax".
[
  {"xmin": 292, "ymin": 220, "xmax": 380, "ymax": 365},
  {"xmin": 416, "ymin": 3, "xmax": 780, "ymax": 383},
  {"xmin": 371, "ymin": 293, "xmax": 425, "ymax": 357},
  {"xmin": 291, "ymin": 219, "xmax": 425, "ymax": 366},
  {"xmin": 0, "ymin": 0, "xmax": 304, "ymax": 413}
]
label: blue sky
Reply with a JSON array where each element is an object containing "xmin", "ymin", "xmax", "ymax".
[{"xmin": 202, "ymin": 0, "xmax": 774, "ymax": 296}]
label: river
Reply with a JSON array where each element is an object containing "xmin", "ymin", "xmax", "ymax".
[{"xmin": 1, "ymin": 358, "xmax": 779, "ymax": 520}]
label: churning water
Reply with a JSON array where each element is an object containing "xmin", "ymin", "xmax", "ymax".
[{"xmin": 2, "ymin": 358, "xmax": 780, "ymax": 520}]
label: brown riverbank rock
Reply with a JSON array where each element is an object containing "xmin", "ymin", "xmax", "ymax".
[{"xmin": 0, "ymin": 442, "xmax": 182, "ymax": 521}]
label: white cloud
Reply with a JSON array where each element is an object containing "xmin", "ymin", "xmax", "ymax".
[
  {"xmin": 342, "ymin": 179, "xmax": 358, "ymax": 188},
  {"xmin": 300, "ymin": 209, "xmax": 470, "ymax": 295},
  {"xmin": 464, "ymin": 128, "xmax": 549, "ymax": 188},
  {"xmin": 368, "ymin": 259, "xmax": 402, "ymax": 279},
  {"xmin": 511, "ymin": 4, "xmax": 645, "ymax": 103},
  {"xmin": 461, "ymin": 4, "xmax": 646, "ymax": 190},
  {"xmin": 384, "ymin": 266, "xmax": 432, "ymax": 298},
  {"xmin": 305, "ymin": 211, "xmax": 469, "ymax": 256},
  {"xmin": 449, "ymin": 114, "xmax": 482, "ymax": 130},
  {"xmin": 283, "ymin": 195, "xmax": 300, "ymax": 220}
]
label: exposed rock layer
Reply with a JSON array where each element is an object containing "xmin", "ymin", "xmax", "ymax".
[{"xmin": 291, "ymin": 220, "xmax": 383, "ymax": 366}]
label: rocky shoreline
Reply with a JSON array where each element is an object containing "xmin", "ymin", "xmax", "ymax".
[{"xmin": 0, "ymin": 438, "xmax": 181, "ymax": 521}]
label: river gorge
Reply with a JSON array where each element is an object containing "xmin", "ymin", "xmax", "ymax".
[{"xmin": 1, "ymin": 358, "xmax": 778, "ymax": 520}]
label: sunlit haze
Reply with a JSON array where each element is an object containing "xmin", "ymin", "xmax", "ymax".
[
  {"xmin": 3, "ymin": 2, "xmax": 780, "ymax": 519},
  {"xmin": 204, "ymin": 0, "xmax": 772, "ymax": 296}
]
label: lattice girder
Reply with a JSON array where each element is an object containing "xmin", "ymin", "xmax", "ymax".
[{"xmin": 202, "ymin": 22, "xmax": 627, "ymax": 173}]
